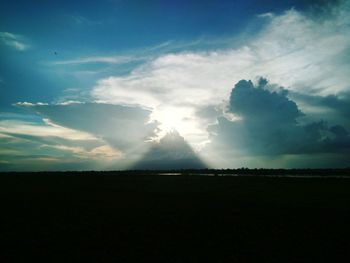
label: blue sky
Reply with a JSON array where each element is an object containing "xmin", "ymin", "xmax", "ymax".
[
  {"xmin": 0, "ymin": 0, "xmax": 329, "ymax": 108},
  {"xmin": 0, "ymin": 1, "xmax": 319, "ymax": 51},
  {"xmin": 1, "ymin": 0, "xmax": 350, "ymax": 170}
]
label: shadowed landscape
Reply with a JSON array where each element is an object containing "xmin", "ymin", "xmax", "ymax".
[{"xmin": 1, "ymin": 170, "xmax": 349, "ymax": 262}]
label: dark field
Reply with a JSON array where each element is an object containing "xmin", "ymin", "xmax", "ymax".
[{"xmin": 1, "ymin": 171, "xmax": 350, "ymax": 262}]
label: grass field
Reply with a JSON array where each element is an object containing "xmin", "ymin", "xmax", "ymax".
[{"xmin": 0, "ymin": 172, "xmax": 349, "ymax": 262}]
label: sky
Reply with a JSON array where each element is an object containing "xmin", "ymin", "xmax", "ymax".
[{"xmin": 1, "ymin": 0, "xmax": 350, "ymax": 171}]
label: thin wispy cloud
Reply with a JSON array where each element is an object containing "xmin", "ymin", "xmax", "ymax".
[
  {"xmin": 257, "ymin": 12, "xmax": 275, "ymax": 19},
  {"xmin": 0, "ymin": 32, "xmax": 30, "ymax": 51},
  {"xmin": 42, "ymin": 144, "xmax": 122, "ymax": 161},
  {"xmin": 49, "ymin": 39, "xmax": 225, "ymax": 67},
  {"xmin": 0, "ymin": 119, "xmax": 97, "ymax": 141},
  {"xmin": 0, "ymin": 117, "xmax": 123, "ymax": 170},
  {"xmin": 52, "ymin": 55, "xmax": 138, "ymax": 65},
  {"xmin": 67, "ymin": 14, "xmax": 103, "ymax": 26}
]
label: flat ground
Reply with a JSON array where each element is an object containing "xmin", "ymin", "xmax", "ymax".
[{"xmin": 0, "ymin": 172, "xmax": 349, "ymax": 262}]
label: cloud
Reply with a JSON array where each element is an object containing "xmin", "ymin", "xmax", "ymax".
[
  {"xmin": 205, "ymin": 79, "xmax": 350, "ymax": 167},
  {"xmin": 0, "ymin": 117, "xmax": 124, "ymax": 171},
  {"xmin": 4, "ymin": 1, "xmax": 350, "ymax": 170},
  {"xmin": 0, "ymin": 119, "xmax": 96, "ymax": 141},
  {"xmin": 0, "ymin": 32, "xmax": 30, "ymax": 51},
  {"xmin": 91, "ymin": 1, "xmax": 350, "ymax": 148},
  {"xmin": 49, "ymin": 40, "xmax": 187, "ymax": 67},
  {"xmin": 52, "ymin": 55, "xmax": 142, "ymax": 65},
  {"xmin": 0, "ymin": 102, "xmax": 161, "ymax": 170},
  {"xmin": 0, "ymin": 121, "xmax": 123, "ymax": 171},
  {"xmin": 289, "ymin": 91, "xmax": 350, "ymax": 128},
  {"xmin": 17, "ymin": 102, "xmax": 158, "ymax": 153},
  {"xmin": 257, "ymin": 12, "xmax": 275, "ymax": 19},
  {"xmin": 43, "ymin": 144, "xmax": 122, "ymax": 161},
  {"xmin": 228, "ymin": 79, "xmax": 303, "ymax": 124},
  {"xmin": 67, "ymin": 15, "xmax": 102, "ymax": 26}
]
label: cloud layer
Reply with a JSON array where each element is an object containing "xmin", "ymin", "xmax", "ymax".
[
  {"xmin": 0, "ymin": 103, "xmax": 159, "ymax": 170},
  {"xmin": 0, "ymin": 119, "xmax": 121, "ymax": 171},
  {"xmin": 21, "ymin": 102, "xmax": 158, "ymax": 150},
  {"xmin": 91, "ymin": 1, "xmax": 350, "ymax": 149}
]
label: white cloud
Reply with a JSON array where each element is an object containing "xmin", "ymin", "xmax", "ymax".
[
  {"xmin": 257, "ymin": 12, "xmax": 275, "ymax": 19},
  {"xmin": 0, "ymin": 118, "xmax": 126, "ymax": 170},
  {"xmin": 0, "ymin": 32, "xmax": 30, "ymax": 51},
  {"xmin": 91, "ymin": 1, "xmax": 350, "ymax": 148},
  {"xmin": 52, "ymin": 55, "xmax": 140, "ymax": 65},
  {"xmin": 56, "ymin": 100, "xmax": 83, "ymax": 105},
  {"xmin": 49, "ymin": 39, "xmax": 214, "ymax": 67},
  {"xmin": 0, "ymin": 119, "xmax": 97, "ymax": 141},
  {"xmin": 15, "ymin": 102, "xmax": 48, "ymax": 106},
  {"xmin": 44, "ymin": 144, "xmax": 122, "ymax": 160}
]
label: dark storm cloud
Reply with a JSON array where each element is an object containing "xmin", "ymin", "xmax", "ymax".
[
  {"xmin": 229, "ymin": 79, "xmax": 303, "ymax": 124},
  {"xmin": 208, "ymin": 79, "xmax": 350, "ymax": 156}
]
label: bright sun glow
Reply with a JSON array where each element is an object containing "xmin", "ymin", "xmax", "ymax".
[{"xmin": 151, "ymin": 106, "xmax": 200, "ymax": 144}]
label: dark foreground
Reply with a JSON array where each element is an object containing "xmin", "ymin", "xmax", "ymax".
[{"xmin": 0, "ymin": 171, "xmax": 350, "ymax": 262}]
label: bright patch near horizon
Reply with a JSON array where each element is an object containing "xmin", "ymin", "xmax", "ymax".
[{"xmin": 150, "ymin": 106, "xmax": 201, "ymax": 141}]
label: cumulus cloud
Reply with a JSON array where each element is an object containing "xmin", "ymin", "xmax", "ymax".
[
  {"xmin": 0, "ymin": 32, "xmax": 30, "ymax": 51},
  {"xmin": 206, "ymin": 79, "xmax": 350, "ymax": 167},
  {"xmin": 228, "ymin": 79, "xmax": 303, "ymax": 125},
  {"xmin": 91, "ymin": 0, "xmax": 350, "ymax": 148}
]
